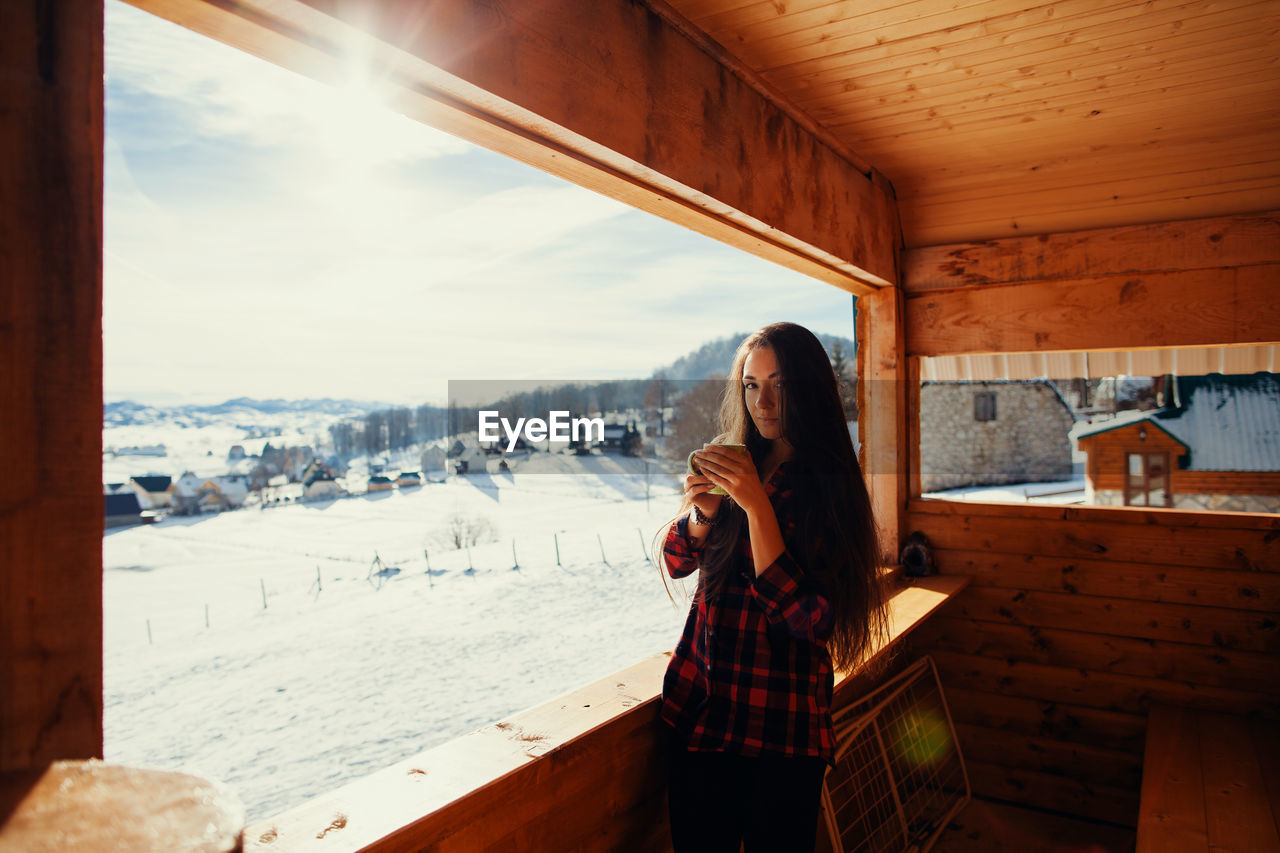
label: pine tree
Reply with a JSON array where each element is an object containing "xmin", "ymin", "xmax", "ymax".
[{"xmin": 830, "ymin": 340, "xmax": 858, "ymax": 421}]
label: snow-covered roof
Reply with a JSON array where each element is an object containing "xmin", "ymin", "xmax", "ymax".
[
  {"xmin": 104, "ymin": 493, "xmax": 141, "ymax": 516},
  {"xmin": 212, "ymin": 475, "xmax": 249, "ymax": 496},
  {"xmin": 130, "ymin": 475, "xmax": 171, "ymax": 493},
  {"xmin": 1076, "ymin": 374, "xmax": 1280, "ymax": 471}
]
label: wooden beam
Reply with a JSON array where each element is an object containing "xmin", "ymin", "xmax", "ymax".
[
  {"xmin": 906, "ymin": 499, "xmax": 1280, "ymax": 572},
  {"xmin": 905, "ymin": 263, "xmax": 1280, "ymax": 357},
  {"xmin": 0, "ymin": 0, "xmax": 103, "ymax": 770},
  {"xmin": 126, "ymin": 0, "xmax": 901, "ymax": 291},
  {"xmin": 902, "ymin": 211, "xmax": 1280, "ymax": 294},
  {"xmin": 857, "ymin": 287, "xmax": 908, "ymax": 563}
]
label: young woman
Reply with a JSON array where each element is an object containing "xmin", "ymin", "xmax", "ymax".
[{"xmin": 660, "ymin": 322, "xmax": 888, "ymax": 852}]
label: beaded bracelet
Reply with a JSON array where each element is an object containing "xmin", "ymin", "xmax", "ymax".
[{"xmin": 693, "ymin": 503, "xmax": 718, "ymax": 526}]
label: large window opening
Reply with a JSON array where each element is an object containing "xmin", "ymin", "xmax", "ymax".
[{"xmin": 103, "ymin": 0, "xmax": 863, "ymax": 821}]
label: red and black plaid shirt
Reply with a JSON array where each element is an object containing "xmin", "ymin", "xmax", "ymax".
[{"xmin": 660, "ymin": 462, "xmax": 836, "ymax": 762}]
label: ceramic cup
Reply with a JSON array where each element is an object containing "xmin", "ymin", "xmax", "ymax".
[{"xmin": 687, "ymin": 443, "xmax": 748, "ymax": 496}]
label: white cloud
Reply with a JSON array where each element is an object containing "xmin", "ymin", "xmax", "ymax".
[
  {"xmin": 103, "ymin": 1, "xmax": 856, "ymax": 405},
  {"xmin": 106, "ymin": 1, "xmax": 468, "ymax": 163}
]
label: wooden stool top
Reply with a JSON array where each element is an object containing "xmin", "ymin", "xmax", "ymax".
[{"xmin": 0, "ymin": 760, "xmax": 243, "ymax": 853}]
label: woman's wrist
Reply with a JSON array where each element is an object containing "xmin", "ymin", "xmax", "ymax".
[{"xmin": 693, "ymin": 501, "xmax": 719, "ymax": 526}]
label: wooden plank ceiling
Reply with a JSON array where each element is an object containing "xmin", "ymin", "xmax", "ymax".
[{"xmin": 659, "ymin": 0, "xmax": 1280, "ymax": 247}]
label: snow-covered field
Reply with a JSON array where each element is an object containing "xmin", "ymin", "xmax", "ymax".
[
  {"xmin": 924, "ymin": 477, "xmax": 1086, "ymax": 505},
  {"xmin": 103, "ymin": 451, "xmax": 691, "ymax": 822}
]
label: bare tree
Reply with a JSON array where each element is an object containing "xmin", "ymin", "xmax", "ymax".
[
  {"xmin": 645, "ymin": 373, "xmax": 673, "ymax": 436},
  {"xmin": 665, "ymin": 376, "xmax": 726, "ymax": 466}
]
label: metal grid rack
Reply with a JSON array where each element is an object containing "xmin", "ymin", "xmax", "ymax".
[{"xmin": 821, "ymin": 656, "xmax": 970, "ymax": 853}]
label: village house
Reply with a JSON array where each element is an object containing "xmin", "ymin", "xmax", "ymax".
[
  {"xmin": 171, "ymin": 472, "xmax": 250, "ymax": 514},
  {"xmin": 419, "ymin": 444, "xmax": 447, "ymax": 474},
  {"xmin": 1077, "ymin": 373, "xmax": 1280, "ymax": 513},
  {"xmin": 366, "ymin": 475, "xmax": 394, "ymax": 493},
  {"xmin": 103, "ymin": 492, "xmax": 143, "ymax": 529},
  {"xmin": 301, "ymin": 460, "xmax": 342, "ymax": 501},
  {"xmin": 127, "ymin": 475, "xmax": 173, "ymax": 511},
  {"xmin": 454, "ymin": 446, "xmax": 490, "ymax": 475}
]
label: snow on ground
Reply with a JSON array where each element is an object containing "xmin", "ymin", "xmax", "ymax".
[
  {"xmin": 103, "ymin": 453, "xmax": 691, "ymax": 822},
  {"xmin": 924, "ymin": 477, "xmax": 1087, "ymax": 505}
]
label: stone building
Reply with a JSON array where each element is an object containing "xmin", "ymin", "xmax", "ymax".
[{"xmin": 920, "ymin": 380, "xmax": 1075, "ymax": 492}]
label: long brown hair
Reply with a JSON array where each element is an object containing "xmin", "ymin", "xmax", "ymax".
[{"xmin": 674, "ymin": 323, "xmax": 888, "ymax": 670}]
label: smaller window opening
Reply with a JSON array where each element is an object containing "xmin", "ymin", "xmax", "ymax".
[{"xmin": 973, "ymin": 391, "xmax": 997, "ymax": 422}]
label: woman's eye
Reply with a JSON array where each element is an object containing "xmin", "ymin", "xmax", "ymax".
[{"xmin": 743, "ymin": 382, "xmax": 757, "ymax": 390}]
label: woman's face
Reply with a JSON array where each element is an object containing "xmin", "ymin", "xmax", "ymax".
[{"xmin": 743, "ymin": 346, "xmax": 784, "ymax": 442}]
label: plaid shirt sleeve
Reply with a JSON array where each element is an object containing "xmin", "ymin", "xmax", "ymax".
[
  {"xmin": 750, "ymin": 549, "xmax": 834, "ymax": 644},
  {"xmin": 662, "ymin": 513, "xmax": 701, "ymax": 579}
]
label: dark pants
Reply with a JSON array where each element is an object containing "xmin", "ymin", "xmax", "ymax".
[{"xmin": 667, "ymin": 736, "xmax": 829, "ymax": 853}]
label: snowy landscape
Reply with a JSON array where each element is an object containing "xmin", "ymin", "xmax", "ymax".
[
  {"xmin": 100, "ymin": 383, "xmax": 1102, "ymax": 823},
  {"xmin": 103, "ymin": 408, "xmax": 691, "ymax": 822}
]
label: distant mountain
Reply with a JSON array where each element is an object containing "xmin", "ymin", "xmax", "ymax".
[
  {"xmin": 104, "ymin": 398, "xmax": 391, "ymax": 427},
  {"xmin": 654, "ymin": 331, "xmax": 857, "ymax": 383}
]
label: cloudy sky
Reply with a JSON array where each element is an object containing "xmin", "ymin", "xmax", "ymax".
[{"xmin": 104, "ymin": 1, "xmax": 858, "ymax": 406}]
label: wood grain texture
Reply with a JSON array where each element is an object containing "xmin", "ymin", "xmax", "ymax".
[
  {"xmin": 915, "ymin": 616, "xmax": 1280, "ymax": 696},
  {"xmin": 929, "ymin": 650, "xmax": 1280, "ymax": 719},
  {"xmin": 128, "ymin": 0, "xmax": 901, "ymax": 290},
  {"xmin": 905, "ymin": 263, "xmax": 1280, "ymax": 357},
  {"xmin": 954, "ymin": 722, "xmax": 1142, "ymax": 791},
  {"xmin": 907, "ymin": 497, "xmax": 1280, "ymax": 533},
  {"xmin": 931, "ymin": 797, "xmax": 1138, "ymax": 853},
  {"xmin": 1199, "ymin": 709, "xmax": 1280, "ymax": 853},
  {"xmin": 857, "ymin": 286, "xmax": 909, "ymax": 564},
  {"xmin": 1137, "ymin": 705, "xmax": 1208, "ymax": 852},
  {"xmin": 662, "ymin": 0, "xmax": 1280, "ymax": 246},
  {"xmin": 906, "ymin": 504, "xmax": 1280, "ymax": 572},
  {"xmin": 918, "ymin": 548, "xmax": 1280, "ymax": 614},
  {"xmin": 943, "ymin": 586, "xmax": 1279, "ymax": 653},
  {"xmin": 934, "ymin": 685, "xmax": 1147, "ymax": 754},
  {"xmin": 963, "ymin": 757, "xmax": 1140, "ymax": 827},
  {"xmin": 0, "ymin": 0, "xmax": 104, "ymax": 771},
  {"xmin": 1137, "ymin": 705, "xmax": 1280, "ymax": 853},
  {"xmin": 0, "ymin": 761, "xmax": 244, "ymax": 853},
  {"xmin": 902, "ymin": 212, "xmax": 1280, "ymax": 293}
]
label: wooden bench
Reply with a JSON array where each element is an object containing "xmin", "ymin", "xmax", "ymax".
[{"xmin": 1137, "ymin": 704, "xmax": 1280, "ymax": 853}]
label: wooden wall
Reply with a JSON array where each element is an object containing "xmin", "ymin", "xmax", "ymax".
[
  {"xmin": 905, "ymin": 500, "xmax": 1280, "ymax": 826},
  {"xmin": 0, "ymin": 0, "xmax": 104, "ymax": 771},
  {"xmin": 899, "ymin": 211, "xmax": 1280, "ymax": 825},
  {"xmin": 902, "ymin": 211, "xmax": 1280, "ymax": 358}
]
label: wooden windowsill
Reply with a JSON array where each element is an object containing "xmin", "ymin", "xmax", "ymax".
[{"xmin": 242, "ymin": 574, "xmax": 969, "ymax": 852}]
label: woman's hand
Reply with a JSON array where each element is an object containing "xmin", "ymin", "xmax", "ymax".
[
  {"xmin": 692, "ymin": 444, "xmax": 786, "ymax": 576},
  {"xmin": 690, "ymin": 444, "xmax": 769, "ymax": 517},
  {"xmin": 683, "ymin": 468, "xmax": 723, "ymax": 522}
]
